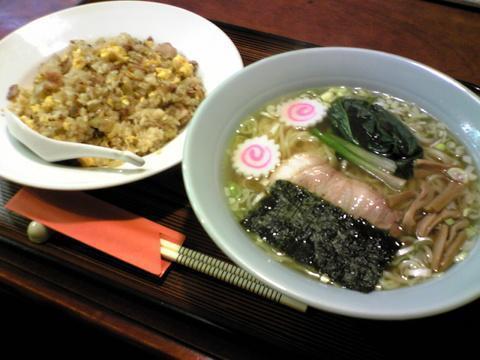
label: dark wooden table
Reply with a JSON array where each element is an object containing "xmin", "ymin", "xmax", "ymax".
[{"xmin": 1, "ymin": 1, "xmax": 479, "ymax": 358}]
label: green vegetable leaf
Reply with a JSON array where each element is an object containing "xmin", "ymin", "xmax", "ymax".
[
  {"xmin": 328, "ymin": 98, "xmax": 423, "ymax": 178},
  {"xmin": 328, "ymin": 99, "xmax": 357, "ymax": 144},
  {"xmin": 310, "ymin": 129, "xmax": 406, "ymax": 190}
]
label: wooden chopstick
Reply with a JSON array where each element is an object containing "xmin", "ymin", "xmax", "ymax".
[
  {"xmin": 23, "ymin": 219, "xmax": 307, "ymax": 312},
  {"xmin": 161, "ymin": 239, "xmax": 262, "ymax": 283},
  {"xmin": 160, "ymin": 238, "xmax": 308, "ymax": 312}
]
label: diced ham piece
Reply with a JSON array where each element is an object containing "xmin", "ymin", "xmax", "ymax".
[
  {"xmin": 155, "ymin": 42, "xmax": 177, "ymax": 59},
  {"xmin": 6, "ymin": 84, "xmax": 19, "ymax": 100}
]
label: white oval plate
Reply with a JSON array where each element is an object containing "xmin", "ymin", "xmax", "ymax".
[{"xmin": 0, "ymin": 1, "xmax": 243, "ymax": 190}]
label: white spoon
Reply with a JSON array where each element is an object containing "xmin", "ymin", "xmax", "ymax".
[{"xmin": 3, "ymin": 110, "xmax": 145, "ymax": 167}]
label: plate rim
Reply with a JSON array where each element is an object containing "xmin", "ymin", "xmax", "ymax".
[{"xmin": 0, "ymin": 0, "xmax": 243, "ymax": 190}]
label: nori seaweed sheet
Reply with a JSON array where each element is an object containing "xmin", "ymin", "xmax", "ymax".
[{"xmin": 241, "ymin": 180, "xmax": 401, "ymax": 292}]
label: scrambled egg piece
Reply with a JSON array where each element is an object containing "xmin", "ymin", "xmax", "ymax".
[
  {"xmin": 30, "ymin": 104, "xmax": 41, "ymax": 113},
  {"xmin": 72, "ymin": 48, "xmax": 86, "ymax": 69},
  {"xmin": 178, "ymin": 63, "xmax": 193, "ymax": 77},
  {"xmin": 155, "ymin": 55, "xmax": 194, "ymax": 81},
  {"xmin": 121, "ymin": 96, "xmax": 130, "ymax": 106},
  {"xmin": 99, "ymin": 45, "xmax": 128, "ymax": 62},
  {"xmin": 34, "ymin": 74, "xmax": 43, "ymax": 84},
  {"xmin": 143, "ymin": 58, "xmax": 159, "ymax": 67},
  {"xmin": 21, "ymin": 115, "xmax": 35, "ymax": 128},
  {"xmin": 172, "ymin": 54, "xmax": 193, "ymax": 77},
  {"xmin": 41, "ymin": 96, "xmax": 55, "ymax": 110},
  {"xmin": 155, "ymin": 67, "xmax": 173, "ymax": 79}
]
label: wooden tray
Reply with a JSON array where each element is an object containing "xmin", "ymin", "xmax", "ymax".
[{"xmin": 0, "ymin": 21, "xmax": 478, "ymax": 359}]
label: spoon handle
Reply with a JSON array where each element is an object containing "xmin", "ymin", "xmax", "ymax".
[
  {"xmin": 42, "ymin": 143, "xmax": 145, "ymax": 166},
  {"xmin": 4, "ymin": 110, "xmax": 145, "ymax": 166}
]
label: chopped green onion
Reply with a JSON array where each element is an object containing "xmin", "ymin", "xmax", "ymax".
[
  {"xmin": 226, "ymin": 183, "xmax": 242, "ymax": 198},
  {"xmin": 466, "ymin": 226, "xmax": 477, "ymax": 238},
  {"xmin": 447, "ymin": 167, "xmax": 469, "ymax": 183},
  {"xmin": 445, "ymin": 218, "xmax": 455, "ymax": 226},
  {"xmin": 434, "ymin": 143, "xmax": 446, "ymax": 151},
  {"xmin": 320, "ymin": 92, "xmax": 335, "ymax": 103}
]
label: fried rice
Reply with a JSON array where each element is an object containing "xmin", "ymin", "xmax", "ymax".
[{"xmin": 7, "ymin": 33, "xmax": 205, "ymax": 167}]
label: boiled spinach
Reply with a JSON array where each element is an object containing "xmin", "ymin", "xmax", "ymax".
[{"xmin": 328, "ymin": 98, "xmax": 423, "ymax": 178}]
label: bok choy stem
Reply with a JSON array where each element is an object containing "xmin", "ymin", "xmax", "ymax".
[{"xmin": 310, "ymin": 128, "xmax": 406, "ymax": 190}]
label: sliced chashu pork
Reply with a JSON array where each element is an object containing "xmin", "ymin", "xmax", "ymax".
[{"xmin": 271, "ymin": 153, "xmax": 400, "ymax": 231}]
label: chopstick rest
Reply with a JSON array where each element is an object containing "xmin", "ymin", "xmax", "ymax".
[{"xmin": 160, "ymin": 239, "xmax": 308, "ymax": 312}]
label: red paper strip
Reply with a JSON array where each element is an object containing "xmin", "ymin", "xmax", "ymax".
[{"xmin": 5, "ymin": 187, "xmax": 184, "ymax": 276}]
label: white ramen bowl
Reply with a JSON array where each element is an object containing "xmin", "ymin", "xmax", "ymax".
[{"xmin": 183, "ymin": 47, "xmax": 480, "ymax": 319}]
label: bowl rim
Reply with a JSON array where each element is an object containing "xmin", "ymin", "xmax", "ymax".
[{"xmin": 183, "ymin": 46, "xmax": 480, "ymax": 319}]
